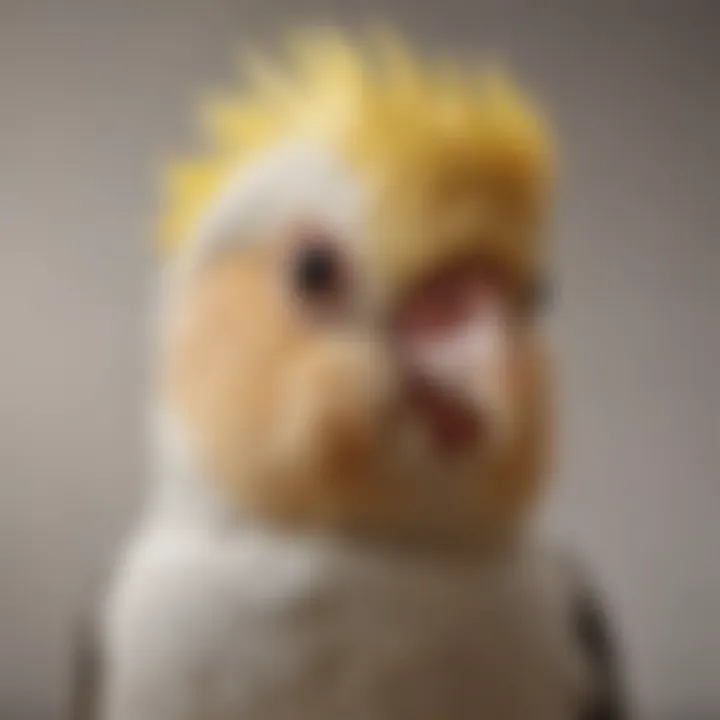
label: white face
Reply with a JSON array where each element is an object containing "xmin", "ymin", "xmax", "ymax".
[{"xmin": 157, "ymin": 142, "xmax": 550, "ymax": 540}]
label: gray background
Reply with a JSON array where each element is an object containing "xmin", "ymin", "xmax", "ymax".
[{"xmin": 0, "ymin": 0, "xmax": 718, "ymax": 718}]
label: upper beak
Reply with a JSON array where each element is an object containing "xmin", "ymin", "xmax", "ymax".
[{"xmin": 390, "ymin": 263, "xmax": 513, "ymax": 453}]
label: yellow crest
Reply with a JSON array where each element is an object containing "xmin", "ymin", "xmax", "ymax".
[{"xmin": 158, "ymin": 28, "xmax": 553, "ymax": 269}]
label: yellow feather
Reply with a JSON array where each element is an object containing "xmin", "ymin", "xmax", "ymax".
[{"xmin": 158, "ymin": 27, "xmax": 554, "ymax": 272}]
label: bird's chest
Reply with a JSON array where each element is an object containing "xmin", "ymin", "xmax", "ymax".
[{"xmin": 156, "ymin": 541, "xmax": 583, "ymax": 720}]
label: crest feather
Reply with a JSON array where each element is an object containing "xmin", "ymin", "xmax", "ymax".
[{"xmin": 158, "ymin": 28, "xmax": 553, "ymax": 259}]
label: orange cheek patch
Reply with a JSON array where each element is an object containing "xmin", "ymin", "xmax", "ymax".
[
  {"xmin": 160, "ymin": 248, "xmax": 305, "ymax": 510},
  {"xmin": 476, "ymin": 334, "xmax": 553, "ymax": 532},
  {"xmin": 158, "ymin": 249, "xmax": 400, "ymax": 524}
]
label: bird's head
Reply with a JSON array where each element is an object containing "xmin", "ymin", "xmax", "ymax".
[{"xmin": 155, "ymin": 29, "xmax": 555, "ymax": 544}]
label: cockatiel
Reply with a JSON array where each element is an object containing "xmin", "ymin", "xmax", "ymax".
[{"xmin": 100, "ymin": 29, "xmax": 627, "ymax": 720}]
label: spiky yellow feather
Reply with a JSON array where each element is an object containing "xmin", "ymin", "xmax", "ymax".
[{"xmin": 158, "ymin": 29, "xmax": 553, "ymax": 270}]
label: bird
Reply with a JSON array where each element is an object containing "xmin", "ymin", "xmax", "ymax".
[{"xmin": 99, "ymin": 27, "xmax": 628, "ymax": 720}]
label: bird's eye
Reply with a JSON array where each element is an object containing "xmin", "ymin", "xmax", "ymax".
[
  {"xmin": 287, "ymin": 231, "xmax": 351, "ymax": 320},
  {"xmin": 294, "ymin": 242, "xmax": 342, "ymax": 298}
]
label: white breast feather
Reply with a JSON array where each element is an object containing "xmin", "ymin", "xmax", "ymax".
[{"xmin": 103, "ymin": 524, "xmax": 588, "ymax": 720}]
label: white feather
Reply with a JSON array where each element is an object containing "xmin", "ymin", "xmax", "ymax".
[{"xmin": 103, "ymin": 526, "xmax": 588, "ymax": 720}]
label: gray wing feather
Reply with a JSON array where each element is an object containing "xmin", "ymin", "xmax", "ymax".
[
  {"xmin": 567, "ymin": 560, "xmax": 629, "ymax": 720},
  {"xmin": 66, "ymin": 610, "xmax": 102, "ymax": 720}
]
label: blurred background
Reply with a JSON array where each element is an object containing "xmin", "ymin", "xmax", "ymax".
[{"xmin": 0, "ymin": 0, "xmax": 717, "ymax": 718}]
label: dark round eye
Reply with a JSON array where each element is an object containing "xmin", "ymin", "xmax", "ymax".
[{"xmin": 293, "ymin": 242, "xmax": 342, "ymax": 298}]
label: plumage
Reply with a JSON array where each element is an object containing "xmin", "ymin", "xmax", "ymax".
[
  {"xmin": 99, "ymin": 26, "xmax": 627, "ymax": 720},
  {"xmin": 104, "ymin": 529, "xmax": 598, "ymax": 720},
  {"xmin": 158, "ymin": 28, "xmax": 553, "ymax": 292}
]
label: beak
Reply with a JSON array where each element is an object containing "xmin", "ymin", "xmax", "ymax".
[
  {"xmin": 391, "ymin": 263, "xmax": 513, "ymax": 454},
  {"xmin": 405, "ymin": 307, "xmax": 508, "ymax": 399}
]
